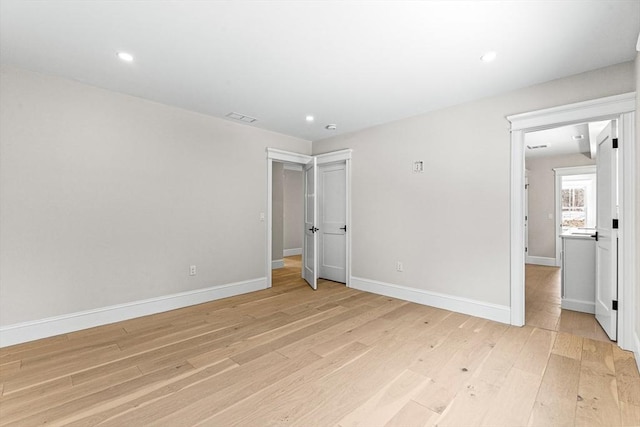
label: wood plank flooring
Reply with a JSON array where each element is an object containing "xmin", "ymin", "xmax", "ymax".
[
  {"xmin": 1, "ymin": 257, "xmax": 638, "ymax": 426},
  {"xmin": 525, "ymin": 264, "xmax": 611, "ymax": 342}
]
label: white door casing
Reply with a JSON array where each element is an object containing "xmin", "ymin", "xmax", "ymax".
[
  {"xmin": 303, "ymin": 158, "xmax": 318, "ymax": 290},
  {"xmin": 266, "ymin": 148, "xmax": 353, "ymax": 290},
  {"xmin": 507, "ymin": 92, "xmax": 635, "ymax": 356},
  {"xmin": 318, "ymin": 162, "xmax": 347, "ymax": 283},
  {"xmin": 595, "ymin": 121, "xmax": 618, "ymax": 340}
]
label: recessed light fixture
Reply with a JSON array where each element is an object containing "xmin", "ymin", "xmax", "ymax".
[
  {"xmin": 572, "ymin": 135, "xmax": 584, "ymax": 140},
  {"xmin": 480, "ymin": 51, "xmax": 497, "ymax": 63},
  {"xmin": 526, "ymin": 144, "xmax": 549, "ymax": 150},
  {"xmin": 305, "ymin": 115, "xmax": 314, "ymax": 123},
  {"xmin": 117, "ymin": 51, "xmax": 134, "ymax": 62},
  {"xmin": 325, "ymin": 124, "xmax": 337, "ymax": 131}
]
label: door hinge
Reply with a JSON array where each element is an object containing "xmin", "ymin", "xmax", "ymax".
[
  {"xmin": 612, "ymin": 138, "xmax": 618, "ymax": 149},
  {"xmin": 613, "ymin": 219, "xmax": 619, "ymax": 229},
  {"xmin": 612, "ymin": 300, "xmax": 618, "ymax": 311}
]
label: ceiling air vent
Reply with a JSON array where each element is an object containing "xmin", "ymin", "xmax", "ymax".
[
  {"xmin": 226, "ymin": 112, "xmax": 257, "ymax": 123},
  {"xmin": 526, "ymin": 144, "xmax": 549, "ymax": 150}
]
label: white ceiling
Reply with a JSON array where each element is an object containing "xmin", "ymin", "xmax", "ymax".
[
  {"xmin": 524, "ymin": 121, "xmax": 609, "ymax": 159},
  {"xmin": 1, "ymin": 1, "xmax": 639, "ymax": 142}
]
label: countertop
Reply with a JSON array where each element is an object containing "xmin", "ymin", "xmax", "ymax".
[{"xmin": 560, "ymin": 230, "xmax": 596, "ymax": 240}]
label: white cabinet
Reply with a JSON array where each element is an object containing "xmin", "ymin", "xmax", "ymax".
[{"xmin": 560, "ymin": 235, "xmax": 596, "ymax": 313}]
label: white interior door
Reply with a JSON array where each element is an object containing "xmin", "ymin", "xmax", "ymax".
[
  {"xmin": 595, "ymin": 120, "xmax": 618, "ymax": 340},
  {"xmin": 303, "ymin": 158, "xmax": 318, "ymax": 290},
  {"xmin": 524, "ymin": 176, "xmax": 529, "ymax": 261},
  {"xmin": 318, "ymin": 162, "xmax": 347, "ymax": 283}
]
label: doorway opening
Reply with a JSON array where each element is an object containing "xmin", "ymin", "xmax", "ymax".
[
  {"xmin": 524, "ymin": 121, "xmax": 610, "ymax": 342},
  {"xmin": 508, "ymin": 92, "xmax": 636, "ymax": 352},
  {"xmin": 271, "ymin": 161, "xmax": 305, "ymax": 288},
  {"xmin": 266, "ymin": 148, "xmax": 352, "ymax": 290}
]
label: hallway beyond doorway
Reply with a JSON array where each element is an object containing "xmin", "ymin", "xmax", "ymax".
[{"xmin": 526, "ymin": 264, "xmax": 611, "ymax": 343}]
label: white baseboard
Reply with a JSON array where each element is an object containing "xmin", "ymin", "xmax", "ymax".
[
  {"xmin": 0, "ymin": 277, "xmax": 267, "ymax": 348},
  {"xmin": 561, "ymin": 298, "xmax": 595, "ymax": 314},
  {"xmin": 525, "ymin": 256, "xmax": 559, "ymax": 267},
  {"xmin": 633, "ymin": 332, "xmax": 640, "ymax": 373},
  {"xmin": 283, "ymin": 248, "xmax": 302, "ymax": 257},
  {"xmin": 350, "ymin": 277, "xmax": 510, "ymax": 324},
  {"xmin": 272, "ymin": 259, "xmax": 285, "ymax": 269}
]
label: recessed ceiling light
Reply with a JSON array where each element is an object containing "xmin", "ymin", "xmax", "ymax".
[
  {"xmin": 480, "ymin": 51, "xmax": 497, "ymax": 63},
  {"xmin": 117, "ymin": 51, "xmax": 134, "ymax": 62},
  {"xmin": 325, "ymin": 124, "xmax": 337, "ymax": 131},
  {"xmin": 306, "ymin": 115, "xmax": 314, "ymax": 123},
  {"xmin": 572, "ymin": 135, "xmax": 584, "ymax": 140}
]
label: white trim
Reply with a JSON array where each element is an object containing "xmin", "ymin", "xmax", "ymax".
[
  {"xmin": 553, "ymin": 165, "xmax": 597, "ymax": 265},
  {"xmin": 315, "ymin": 149, "xmax": 353, "ymax": 164},
  {"xmin": 634, "ymin": 331, "xmax": 640, "ymax": 373},
  {"xmin": 283, "ymin": 248, "xmax": 302, "ymax": 256},
  {"xmin": 561, "ymin": 298, "xmax": 595, "ymax": 314},
  {"xmin": 508, "ymin": 92, "xmax": 636, "ymax": 354},
  {"xmin": 0, "ymin": 277, "xmax": 267, "ymax": 348},
  {"xmin": 350, "ymin": 277, "xmax": 510, "ymax": 324},
  {"xmin": 267, "ymin": 148, "xmax": 352, "ymax": 289},
  {"xmin": 508, "ymin": 93, "xmax": 636, "ymax": 131},
  {"xmin": 266, "ymin": 148, "xmax": 312, "ymax": 164},
  {"xmin": 272, "ymin": 259, "xmax": 285, "ymax": 269},
  {"xmin": 618, "ymin": 112, "xmax": 636, "ymax": 354},
  {"xmin": 525, "ymin": 256, "xmax": 558, "ymax": 267}
]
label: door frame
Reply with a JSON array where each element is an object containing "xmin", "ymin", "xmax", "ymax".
[
  {"xmin": 507, "ymin": 92, "xmax": 636, "ymax": 352},
  {"xmin": 266, "ymin": 148, "xmax": 352, "ymax": 288}
]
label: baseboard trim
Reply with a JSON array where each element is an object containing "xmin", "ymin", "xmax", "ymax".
[
  {"xmin": 272, "ymin": 259, "xmax": 285, "ymax": 269},
  {"xmin": 633, "ymin": 332, "xmax": 640, "ymax": 373},
  {"xmin": 283, "ymin": 248, "xmax": 302, "ymax": 257},
  {"xmin": 525, "ymin": 256, "xmax": 558, "ymax": 267},
  {"xmin": 0, "ymin": 277, "xmax": 267, "ymax": 348},
  {"xmin": 561, "ymin": 298, "xmax": 595, "ymax": 314},
  {"xmin": 350, "ymin": 277, "xmax": 510, "ymax": 324}
]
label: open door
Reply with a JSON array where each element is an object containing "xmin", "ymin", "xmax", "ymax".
[
  {"xmin": 318, "ymin": 162, "xmax": 347, "ymax": 283},
  {"xmin": 303, "ymin": 157, "xmax": 318, "ymax": 290},
  {"xmin": 595, "ymin": 120, "xmax": 618, "ymax": 340}
]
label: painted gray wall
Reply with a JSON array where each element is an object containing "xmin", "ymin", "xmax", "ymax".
[
  {"xmin": 313, "ymin": 61, "xmax": 635, "ymax": 307},
  {"xmin": 0, "ymin": 65, "xmax": 311, "ymax": 326},
  {"xmin": 272, "ymin": 162, "xmax": 284, "ymax": 262},
  {"xmin": 284, "ymin": 168, "xmax": 303, "ymax": 251},
  {"xmin": 525, "ymin": 154, "xmax": 596, "ymax": 259}
]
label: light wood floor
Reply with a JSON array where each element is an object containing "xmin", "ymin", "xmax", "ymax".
[
  {"xmin": 1, "ymin": 257, "xmax": 639, "ymax": 426},
  {"xmin": 525, "ymin": 264, "xmax": 611, "ymax": 342}
]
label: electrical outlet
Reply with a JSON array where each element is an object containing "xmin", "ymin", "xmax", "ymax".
[
  {"xmin": 396, "ymin": 261, "xmax": 404, "ymax": 272},
  {"xmin": 189, "ymin": 265, "xmax": 197, "ymax": 276}
]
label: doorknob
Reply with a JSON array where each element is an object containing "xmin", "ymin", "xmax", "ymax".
[
  {"xmin": 340, "ymin": 225, "xmax": 347, "ymax": 232},
  {"xmin": 308, "ymin": 226, "xmax": 319, "ymax": 233}
]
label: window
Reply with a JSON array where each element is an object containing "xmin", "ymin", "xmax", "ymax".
[
  {"xmin": 561, "ymin": 174, "xmax": 596, "ymax": 230},
  {"xmin": 562, "ymin": 186, "xmax": 586, "ymax": 227}
]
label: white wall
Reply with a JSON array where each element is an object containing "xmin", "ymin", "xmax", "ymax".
[
  {"xmin": 283, "ymin": 168, "xmax": 303, "ymax": 252},
  {"xmin": 525, "ymin": 154, "xmax": 596, "ymax": 259},
  {"xmin": 0, "ymin": 65, "xmax": 311, "ymax": 327},
  {"xmin": 313, "ymin": 61, "xmax": 635, "ymax": 308}
]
